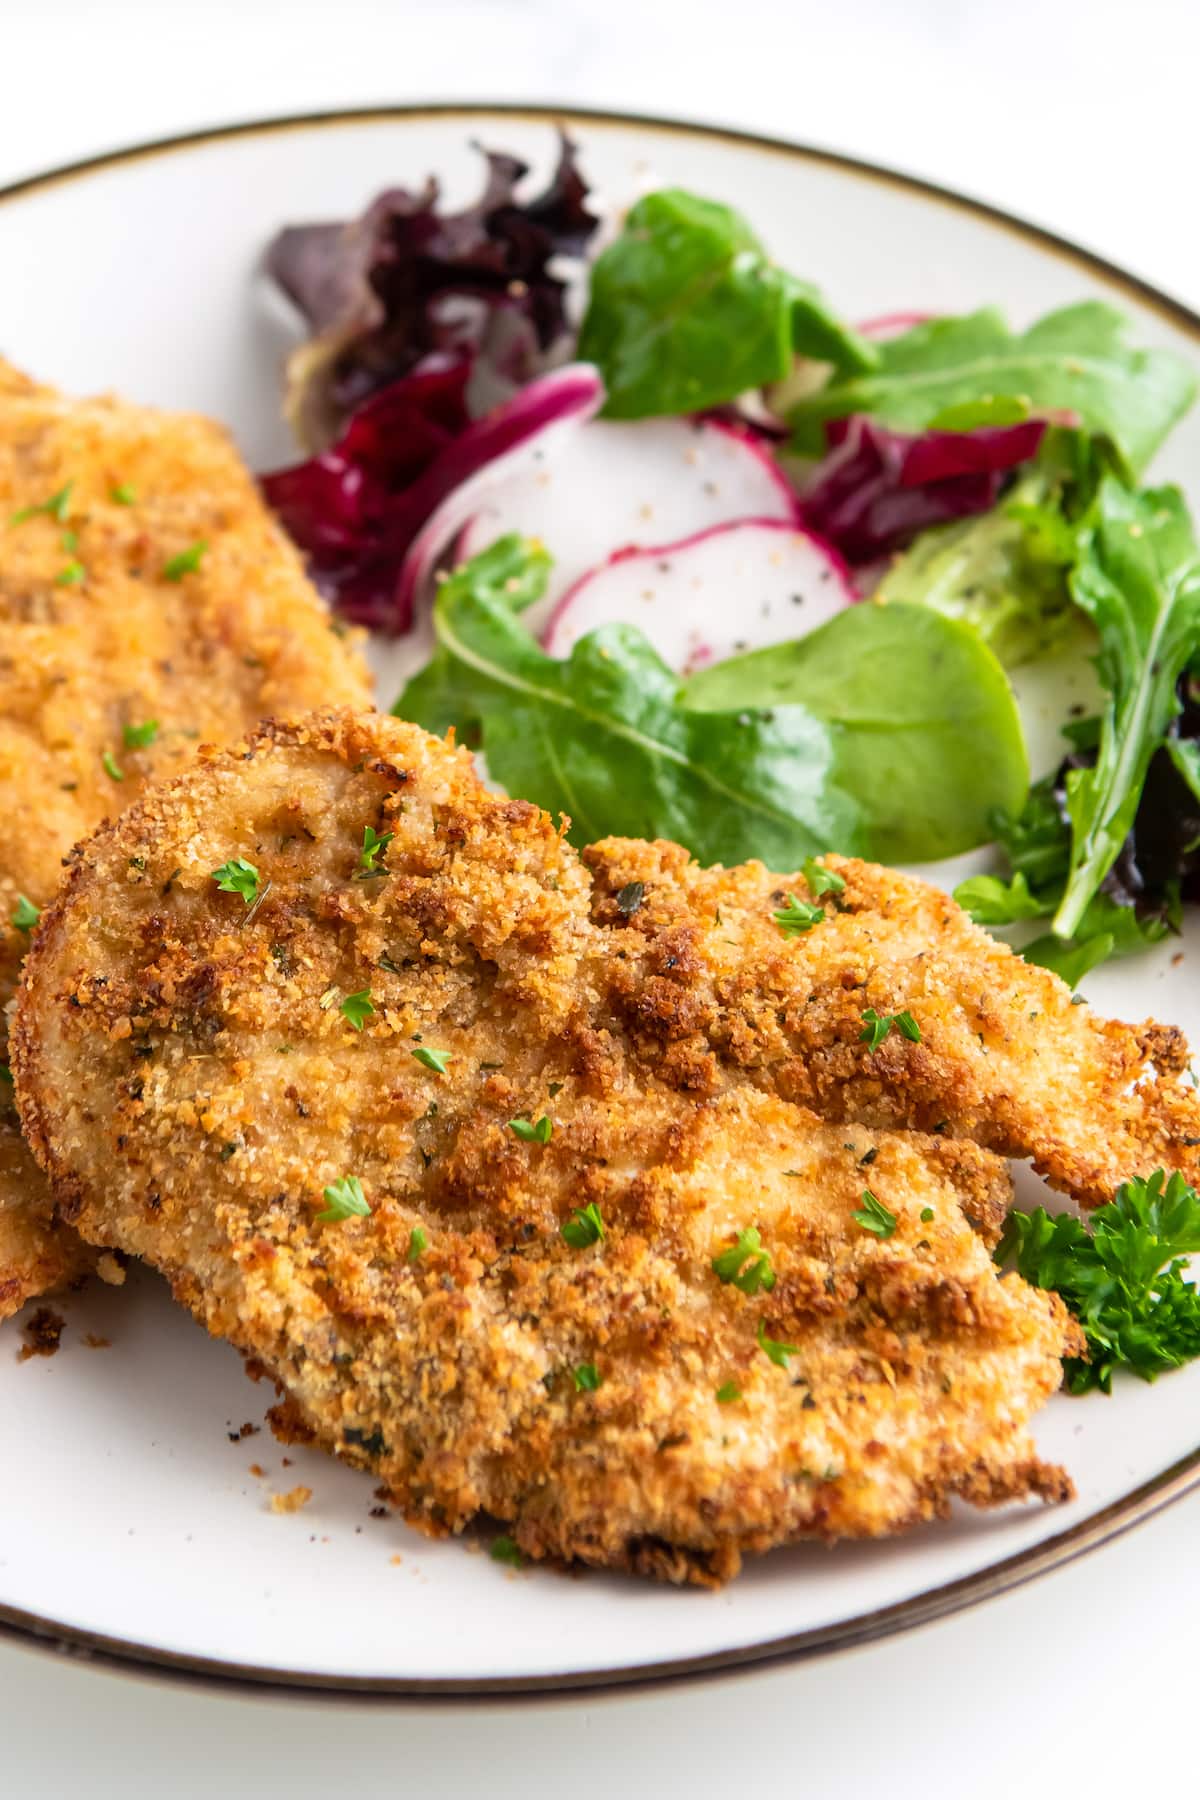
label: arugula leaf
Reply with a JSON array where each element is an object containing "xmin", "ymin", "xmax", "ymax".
[
  {"xmin": 577, "ymin": 188, "xmax": 876, "ymax": 419},
  {"xmin": 786, "ymin": 303, "xmax": 1196, "ymax": 474},
  {"xmin": 958, "ymin": 776, "xmax": 1169, "ymax": 985},
  {"xmin": 398, "ymin": 537, "xmax": 863, "ymax": 866},
  {"xmin": 997, "ymin": 1169, "xmax": 1200, "ymax": 1392},
  {"xmin": 1025, "ymin": 892, "xmax": 1167, "ymax": 986},
  {"xmin": 1054, "ymin": 480, "xmax": 1200, "ymax": 937},
  {"xmin": 685, "ymin": 600, "xmax": 1029, "ymax": 863},
  {"xmin": 1167, "ymin": 736, "xmax": 1200, "ymax": 804}
]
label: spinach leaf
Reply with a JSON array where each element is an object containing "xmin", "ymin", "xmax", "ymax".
[
  {"xmin": 1054, "ymin": 479, "xmax": 1200, "ymax": 936},
  {"xmin": 786, "ymin": 303, "xmax": 1196, "ymax": 475},
  {"xmin": 397, "ymin": 536, "xmax": 862, "ymax": 863},
  {"xmin": 577, "ymin": 189, "xmax": 876, "ymax": 420},
  {"xmin": 682, "ymin": 601, "xmax": 1028, "ymax": 863}
]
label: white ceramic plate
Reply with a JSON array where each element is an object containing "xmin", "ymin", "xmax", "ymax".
[{"xmin": 2, "ymin": 106, "xmax": 1199, "ymax": 1695}]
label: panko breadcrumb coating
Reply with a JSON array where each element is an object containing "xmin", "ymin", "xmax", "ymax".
[
  {"xmin": 583, "ymin": 839, "xmax": 1200, "ymax": 1209},
  {"xmin": 15, "ymin": 711, "xmax": 1084, "ymax": 1583},
  {"xmin": 0, "ymin": 360, "xmax": 372, "ymax": 1318}
]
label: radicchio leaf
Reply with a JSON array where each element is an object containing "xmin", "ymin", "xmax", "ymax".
[
  {"xmin": 261, "ymin": 360, "xmax": 603, "ymax": 634},
  {"xmin": 798, "ymin": 414, "xmax": 1047, "ymax": 564}
]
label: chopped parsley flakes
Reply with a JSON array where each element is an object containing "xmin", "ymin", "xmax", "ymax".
[
  {"xmin": 572, "ymin": 1362, "xmax": 602, "ymax": 1392},
  {"xmin": 853, "ymin": 1189, "xmax": 898, "ymax": 1238},
  {"xmin": 711, "ymin": 1226, "xmax": 776, "ymax": 1294},
  {"xmin": 122, "ymin": 719, "xmax": 159, "ymax": 750},
  {"xmin": 317, "ymin": 1174, "xmax": 370, "ymax": 1222},
  {"xmin": 859, "ymin": 1007, "xmax": 921, "ymax": 1052},
  {"xmin": 55, "ymin": 560, "xmax": 86, "ymax": 586},
  {"xmin": 560, "ymin": 1202, "xmax": 605, "ymax": 1249},
  {"xmin": 11, "ymin": 481, "xmax": 74, "ymax": 526},
  {"xmin": 110, "ymin": 483, "xmax": 137, "ymax": 506},
  {"xmin": 756, "ymin": 1318, "xmax": 799, "ymax": 1368},
  {"xmin": 411, "ymin": 1044, "xmax": 452, "ymax": 1075},
  {"xmin": 340, "ymin": 989, "xmax": 375, "ymax": 1031},
  {"xmin": 490, "ymin": 1535, "xmax": 523, "ymax": 1567},
  {"xmin": 509, "ymin": 1115, "xmax": 553, "ymax": 1144},
  {"xmin": 11, "ymin": 894, "xmax": 39, "ymax": 932},
  {"xmin": 358, "ymin": 824, "xmax": 394, "ymax": 876},
  {"xmin": 210, "ymin": 858, "xmax": 261, "ymax": 905},
  {"xmin": 772, "ymin": 892, "xmax": 824, "ymax": 936},
  {"xmin": 801, "ymin": 857, "xmax": 846, "ymax": 898},
  {"xmin": 715, "ymin": 1380, "xmax": 742, "ymax": 1404},
  {"xmin": 407, "ymin": 1225, "xmax": 428, "ymax": 1262},
  {"xmin": 162, "ymin": 540, "xmax": 208, "ymax": 581},
  {"xmin": 101, "ymin": 750, "xmax": 124, "ymax": 783}
]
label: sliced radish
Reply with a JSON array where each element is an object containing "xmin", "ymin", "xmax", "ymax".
[
  {"xmin": 542, "ymin": 518, "xmax": 855, "ymax": 674},
  {"xmin": 454, "ymin": 414, "xmax": 802, "ymax": 635},
  {"xmin": 392, "ymin": 361, "xmax": 605, "ymax": 631},
  {"xmin": 857, "ymin": 311, "xmax": 934, "ymax": 340}
]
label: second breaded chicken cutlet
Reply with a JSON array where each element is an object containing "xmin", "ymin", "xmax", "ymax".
[
  {"xmin": 14, "ymin": 711, "xmax": 1089, "ymax": 1582},
  {"xmin": 0, "ymin": 360, "xmax": 372, "ymax": 1318}
]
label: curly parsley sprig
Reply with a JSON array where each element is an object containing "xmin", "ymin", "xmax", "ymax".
[{"xmin": 996, "ymin": 1168, "xmax": 1200, "ymax": 1392}]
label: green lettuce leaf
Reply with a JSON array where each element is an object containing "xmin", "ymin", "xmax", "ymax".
[
  {"xmin": 875, "ymin": 429, "xmax": 1109, "ymax": 667},
  {"xmin": 786, "ymin": 302, "xmax": 1196, "ymax": 475},
  {"xmin": 577, "ymin": 188, "xmax": 876, "ymax": 419}
]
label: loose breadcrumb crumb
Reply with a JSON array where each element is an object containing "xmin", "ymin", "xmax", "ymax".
[
  {"xmin": 271, "ymin": 1486, "xmax": 313, "ymax": 1514},
  {"xmin": 17, "ymin": 1306, "xmax": 64, "ymax": 1361}
]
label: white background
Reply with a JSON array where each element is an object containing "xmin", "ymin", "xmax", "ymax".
[{"xmin": 3, "ymin": 0, "xmax": 1198, "ymax": 1791}]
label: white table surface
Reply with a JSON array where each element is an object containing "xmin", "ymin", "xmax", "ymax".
[{"xmin": 4, "ymin": 1, "xmax": 1198, "ymax": 1791}]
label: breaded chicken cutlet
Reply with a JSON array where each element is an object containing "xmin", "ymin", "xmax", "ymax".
[
  {"xmin": 0, "ymin": 361, "xmax": 372, "ymax": 1317},
  {"xmin": 14, "ymin": 711, "xmax": 1088, "ymax": 1582},
  {"xmin": 584, "ymin": 840, "xmax": 1200, "ymax": 1209}
]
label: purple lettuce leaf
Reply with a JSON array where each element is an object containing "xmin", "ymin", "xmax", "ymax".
[{"xmin": 267, "ymin": 134, "xmax": 599, "ymax": 450}]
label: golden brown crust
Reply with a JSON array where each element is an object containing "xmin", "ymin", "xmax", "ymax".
[
  {"xmin": 584, "ymin": 838, "xmax": 1200, "ymax": 1208},
  {"xmin": 0, "ymin": 361, "xmax": 373, "ymax": 1313},
  {"xmin": 14, "ymin": 711, "xmax": 1080, "ymax": 1581}
]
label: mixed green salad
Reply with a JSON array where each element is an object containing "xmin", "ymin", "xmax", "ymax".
[
  {"xmin": 261, "ymin": 135, "xmax": 1200, "ymax": 999},
  {"xmin": 257, "ymin": 135, "xmax": 1200, "ymax": 1395}
]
